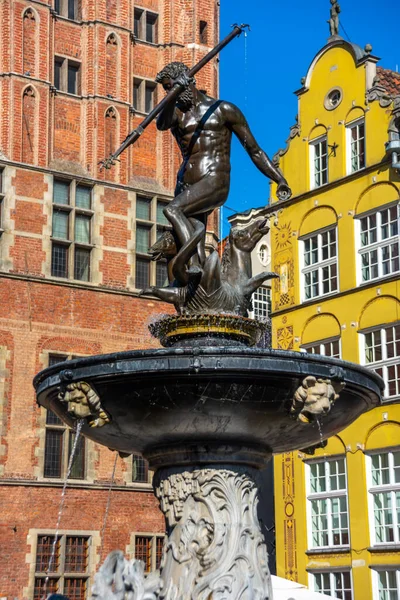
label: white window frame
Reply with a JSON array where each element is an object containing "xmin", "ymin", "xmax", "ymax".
[
  {"xmin": 355, "ymin": 202, "xmax": 400, "ymax": 285},
  {"xmin": 249, "ymin": 286, "xmax": 271, "ymax": 321},
  {"xmin": 301, "ymin": 336, "xmax": 341, "ymax": 358},
  {"xmin": 366, "ymin": 450, "xmax": 400, "ymax": 547},
  {"xmin": 359, "ymin": 323, "xmax": 400, "ymax": 402},
  {"xmin": 309, "ymin": 135, "xmax": 328, "ymax": 189},
  {"xmin": 346, "ymin": 117, "xmax": 366, "ymax": 174},
  {"xmin": 372, "ymin": 568, "xmax": 400, "ymax": 600},
  {"xmin": 309, "ymin": 570, "xmax": 353, "ymax": 599},
  {"xmin": 305, "ymin": 457, "xmax": 350, "ymax": 551},
  {"xmin": 300, "ymin": 226, "xmax": 338, "ymax": 302}
]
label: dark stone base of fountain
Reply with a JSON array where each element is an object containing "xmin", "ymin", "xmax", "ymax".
[{"xmin": 149, "ymin": 313, "xmax": 269, "ymax": 348}]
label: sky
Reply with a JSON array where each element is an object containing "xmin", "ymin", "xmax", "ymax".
[{"xmin": 218, "ymin": 0, "xmax": 398, "ymax": 235}]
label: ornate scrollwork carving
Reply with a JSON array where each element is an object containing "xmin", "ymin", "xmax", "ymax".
[
  {"xmin": 58, "ymin": 381, "xmax": 110, "ymax": 428},
  {"xmin": 291, "ymin": 375, "xmax": 345, "ymax": 423},
  {"xmin": 366, "ymin": 76, "xmax": 393, "ymax": 108},
  {"xmin": 91, "ymin": 550, "xmax": 162, "ymax": 600},
  {"xmin": 154, "ymin": 467, "xmax": 272, "ymax": 600}
]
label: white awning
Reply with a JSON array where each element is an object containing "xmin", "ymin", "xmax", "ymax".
[{"xmin": 271, "ymin": 575, "xmax": 339, "ymax": 600}]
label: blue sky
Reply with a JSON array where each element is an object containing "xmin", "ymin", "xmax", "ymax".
[{"xmin": 219, "ymin": 0, "xmax": 397, "ymax": 234}]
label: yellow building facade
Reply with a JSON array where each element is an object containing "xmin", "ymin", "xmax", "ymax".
[{"xmin": 270, "ymin": 37, "xmax": 400, "ymax": 599}]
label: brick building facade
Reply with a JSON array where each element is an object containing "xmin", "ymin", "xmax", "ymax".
[{"xmin": 0, "ymin": 1, "xmax": 219, "ymax": 597}]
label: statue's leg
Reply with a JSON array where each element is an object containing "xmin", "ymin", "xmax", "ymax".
[{"xmin": 164, "ymin": 174, "xmax": 228, "ymax": 266}]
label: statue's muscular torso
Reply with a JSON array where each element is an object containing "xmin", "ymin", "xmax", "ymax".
[{"xmin": 171, "ymin": 96, "xmax": 234, "ymax": 187}]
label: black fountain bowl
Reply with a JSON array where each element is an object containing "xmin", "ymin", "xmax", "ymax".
[{"xmin": 34, "ymin": 348, "xmax": 383, "ymax": 468}]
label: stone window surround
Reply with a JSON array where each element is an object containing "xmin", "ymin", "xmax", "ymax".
[
  {"xmin": 54, "ymin": 55, "xmax": 81, "ymax": 96},
  {"xmin": 24, "ymin": 528, "xmax": 100, "ymax": 600},
  {"xmin": 133, "ymin": 77, "xmax": 156, "ymax": 115},
  {"xmin": 51, "ymin": 178, "xmax": 94, "ymax": 283},
  {"xmin": 133, "ymin": 7, "xmax": 158, "ymax": 44},
  {"xmin": 129, "ymin": 532, "xmax": 166, "ymax": 573}
]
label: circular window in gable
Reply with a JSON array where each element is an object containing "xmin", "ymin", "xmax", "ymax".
[{"xmin": 324, "ymin": 87, "xmax": 343, "ymax": 111}]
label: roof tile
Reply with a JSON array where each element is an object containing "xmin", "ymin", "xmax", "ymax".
[{"xmin": 376, "ymin": 67, "xmax": 400, "ymax": 97}]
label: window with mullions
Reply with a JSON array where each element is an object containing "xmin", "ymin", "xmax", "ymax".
[
  {"xmin": 310, "ymin": 136, "xmax": 328, "ymax": 188},
  {"xmin": 347, "ymin": 119, "xmax": 365, "ymax": 173},
  {"xmin": 135, "ymin": 196, "xmax": 170, "ymax": 289},
  {"xmin": 307, "ymin": 458, "xmax": 349, "ymax": 549},
  {"xmin": 357, "ymin": 204, "xmax": 399, "ymax": 283},
  {"xmin": 250, "ymin": 287, "xmax": 271, "ymax": 321},
  {"xmin": 361, "ymin": 323, "xmax": 400, "ymax": 400},
  {"xmin": 52, "ymin": 181, "xmax": 93, "ymax": 282},
  {"xmin": 302, "ymin": 338, "xmax": 341, "ymax": 359},
  {"xmin": 132, "ymin": 454, "xmax": 149, "ymax": 483},
  {"xmin": 311, "ymin": 571, "xmax": 353, "ymax": 600},
  {"xmin": 133, "ymin": 78, "xmax": 156, "ymax": 114},
  {"xmin": 373, "ymin": 569, "xmax": 400, "ymax": 600},
  {"xmin": 367, "ymin": 450, "xmax": 400, "ymax": 545},
  {"xmin": 54, "ymin": 57, "xmax": 81, "ymax": 95},
  {"xmin": 43, "ymin": 353, "xmax": 85, "ymax": 479},
  {"xmin": 133, "ymin": 535, "xmax": 165, "ymax": 572},
  {"xmin": 33, "ymin": 533, "xmax": 90, "ymax": 600},
  {"xmin": 54, "ymin": 0, "xmax": 79, "ymax": 20},
  {"xmin": 301, "ymin": 228, "xmax": 338, "ymax": 300},
  {"xmin": 134, "ymin": 9, "xmax": 158, "ymax": 43}
]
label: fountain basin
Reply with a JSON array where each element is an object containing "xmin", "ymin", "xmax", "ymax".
[{"xmin": 34, "ymin": 347, "xmax": 383, "ymax": 468}]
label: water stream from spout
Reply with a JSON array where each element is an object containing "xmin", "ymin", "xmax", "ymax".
[
  {"xmin": 99, "ymin": 452, "xmax": 119, "ymax": 563},
  {"xmin": 42, "ymin": 418, "xmax": 84, "ymax": 598}
]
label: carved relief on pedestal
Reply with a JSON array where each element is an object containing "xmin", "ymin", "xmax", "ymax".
[
  {"xmin": 154, "ymin": 467, "xmax": 272, "ymax": 600},
  {"xmin": 58, "ymin": 381, "xmax": 110, "ymax": 428}
]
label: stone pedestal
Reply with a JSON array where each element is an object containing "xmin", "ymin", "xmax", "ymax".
[{"xmin": 92, "ymin": 446, "xmax": 272, "ymax": 600}]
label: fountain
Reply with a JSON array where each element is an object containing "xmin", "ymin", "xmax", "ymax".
[{"xmin": 34, "ymin": 27, "xmax": 383, "ymax": 600}]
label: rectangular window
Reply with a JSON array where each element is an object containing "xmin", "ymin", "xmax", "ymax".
[
  {"xmin": 368, "ymin": 451, "xmax": 400, "ymax": 545},
  {"xmin": 135, "ymin": 257, "xmax": 150, "ymax": 289},
  {"xmin": 133, "ymin": 79, "xmax": 156, "ymax": 114},
  {"xmin": 310, "ymin": 136, "xmax": 328, "ymax": 188},
  {"xmin": 302, "ymin": 338, "xmax": 341, "ymax": 358},
  {"xmin": 44, "ymin": 354, "xmax": 86, "ymax": 479},
  {"xmin": 347, "ymin": 119, "xmax": 365, "ymax": 173},
  {"xmin": 33, "ymin": 533, "xmax": 90, "ymax": 599},
  {"xmin": 199, "ymin": 20, "xmax": 208, "ymax": 44},
  {"xmin": 133, "ymin": 534, "xmax": 165, "ymax": 573},
  {"xmin": 307, "ymin": 458, "xmax": 349, "ymax": 549},
  {"xmin": 156, "ymin": 262, "xmax": 168, "ymax": 287},
  {"xmin": 54, "ymin": 0, "xmax": 79, "ymax": 20},
  {"xmin": 373, "ymin": 569, "xmax": 400, "ymax": 600},
  {"xmin": 311, "ymin": 571, "xmax": 353, "ymax": 600},
  {"xmin": 134, "ymin": 8, "xmax": 144, "ymax": 39},
  {"xmin": 358, "ymin": 204, "xmax": 399, "ymax": 283},
  {"xmin": 146, "ymin": 13, "xmax": 158, "ymax": 43},
  {"xmin": 132, "ymin": 454, "xmax": 149, "ymax": 483},
  {"xmin": 250, "ymin": 287, "xmax": 272, "ymax": 321},
  {"xmin": 362, "ymin": 324, "xmax": 400, "ymax": 400},
  {"xmin": 134, "ymin": 9, "xmax": 158, "ymax": 43},
  {"xmin": 54, "ymin": 57, "xmax": 81, "ymax": 95},
  {"xmin": 301, "ymin": 228, "xmax": 338, "ymax": 300},
  {"xmin": 51, "ymin": 181, "xmax": 93, "ymax": 282}
]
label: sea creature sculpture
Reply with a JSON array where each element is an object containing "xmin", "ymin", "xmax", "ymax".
[{"xmin": 141, "ymin": 217, "xmax": 279, "ymax": 316}]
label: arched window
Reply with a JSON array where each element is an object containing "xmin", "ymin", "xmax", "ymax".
[
  {"xmin": 23, "ymin": 8, "xmax": 37, "ymax": 76},
  {"xmin": 105, "ymin": 34, "xmax": 119, "ymax": 98},
  {"xmin": 22, "ymin": 87, "xmax": 36, "ymax": 164}
]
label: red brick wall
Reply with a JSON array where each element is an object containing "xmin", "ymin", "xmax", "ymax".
[{"xmin": 0, "ymin": 0, "xmax": 219, "ymax": 597}]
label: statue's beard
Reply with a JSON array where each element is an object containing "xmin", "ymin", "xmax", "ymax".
[{"xmin": 177, "ymin": 87, "xmax": 194, "ymax": 111}]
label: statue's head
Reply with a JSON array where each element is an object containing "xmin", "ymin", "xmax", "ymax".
[
  {"xmin": 229, "ymin": 218, "xmax": 270, "ymax": 253},
  {"xmin": 156, "ymin": 62, "xmax": 196, "ymax": 110}
]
